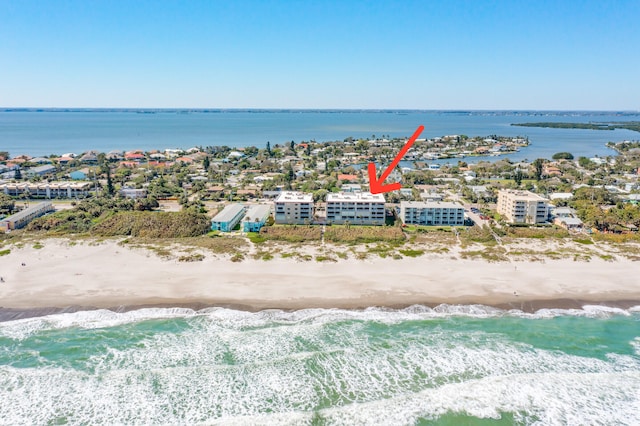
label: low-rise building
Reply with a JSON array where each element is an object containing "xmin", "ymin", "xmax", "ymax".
[
  {"xmin": 211, "ymin": 203, "xmax": 246, "ymax": 232},
  {"xmin": 400, "ymin": 201, "xmax": 465, "ymax": 226},
  {"xmin": 497, "ymin": 189, "xmax": 548, "ymax": 224},
  {"xmin": 274, "ymin": 191, "xmax": 314, "ymax": 224},
  {"xmin": 25, "ymin": 164, "xmax": 56, "ymax": 177},
  {"xmin": 69, "ymin": 170, "xmax": 87, "ymax": 180},
  {"xmin": 326, "ymin": 192, "xmax": 385, "ymax": 225},
  {"xmin": 0, "ymin": 181, "xmax": 92, "ymax": 198},
  {"xmin": 550, "ymin": 206, "xmax": 583, "ymax": 230},
  {"xmin": 340, "ymin": 184, "xmax": 362, "ymax": 193},
  {"xmin": 120, "ymin": 187, "xmax": 147, "ymax": 199},
  {"xmin": 0, "ymin": 201, "xmax": 54, "ymax": 232},
  {"xmin": 555, "ymin": 216, "xmax": 583, "ymax": 230},
  {"xmin": 242, "ymin": 204, "xmax": 271, "ymax": 232}
]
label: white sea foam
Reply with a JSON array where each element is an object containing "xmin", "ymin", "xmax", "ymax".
[
  {"xmin": 0, "ymin": 307, "xmax": 198, "ymax": 340},
  {"xmin": 1, "ymin": 304, "xmax": 639, "ymax": 340},
  {"xmin": 0, "ymin": 307, "xmax": 638, "ymax": 425},
  {"xmin": 317, "ymin": 371, "xmax": 640, "ymax": 426}
]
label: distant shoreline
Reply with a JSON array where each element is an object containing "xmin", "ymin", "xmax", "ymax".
[
  {"xmin": 2, "ymin": 108, "xmax": 639, "ymax": 114},
  {"xmin": 512, "ymin": 121, "xmax": 640, "ymax": 133}
]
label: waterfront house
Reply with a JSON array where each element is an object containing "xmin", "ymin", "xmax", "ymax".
[
  {"xmin": 242, "ymin": 204, "xmax": 271, "ymax": 232},
  {"xmin": 211, "ymin": 204, "xmax": 246, "ymax": 232}
]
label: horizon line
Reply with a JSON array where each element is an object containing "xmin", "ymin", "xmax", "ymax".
[{"xmin": 2, "ymin": 107, "xmax": 640, "ymax": 113}]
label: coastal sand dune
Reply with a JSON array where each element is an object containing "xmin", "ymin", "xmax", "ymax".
[{"xmin": 1, "ymin": 239, "xmax": 639, "ymax": 313}]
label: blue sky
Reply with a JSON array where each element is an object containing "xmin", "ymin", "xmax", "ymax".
[{"xmin": 1, "ymin": 0, "xmax": 639, "ymax": 109}]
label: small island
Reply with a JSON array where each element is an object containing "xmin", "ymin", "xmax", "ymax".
[{"xmin": 511, "ymin": 121, "xmax": 640, "ymax": 133}]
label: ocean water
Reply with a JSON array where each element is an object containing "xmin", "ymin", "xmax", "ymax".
[
  {"xmin": 2, "ymin": 110, "xmax": 640, "ymax": 160},
  {"xmin": 0, "ymin": 305, "xmax": 638, "ymax": 425}
]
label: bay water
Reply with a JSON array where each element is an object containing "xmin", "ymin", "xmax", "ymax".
[{"xmin": 2, "ymin": 110, "xmax": 640, "ymax": 161}]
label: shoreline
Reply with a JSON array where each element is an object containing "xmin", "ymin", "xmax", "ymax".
[
  {"xmin": 1, "ymin": 238, "xmax": 640, "ymax": 321},
  {"xmin": 1, "ymin": 299, "xmax": 639, "ymax": 323}
]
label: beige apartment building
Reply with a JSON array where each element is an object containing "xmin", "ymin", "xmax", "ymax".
[{"xmin": 497, "ymin": 189, "xmax": 549, "ymax": 224}]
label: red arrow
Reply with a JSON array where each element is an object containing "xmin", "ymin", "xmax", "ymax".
[{"xmin": 368, "ymin": 125, "xmax": 424, "ymax": 194}]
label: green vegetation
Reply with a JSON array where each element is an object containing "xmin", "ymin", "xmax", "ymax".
[
  {"xmin": 460, "ymin": 247, "xmax": 508, "ymax": 262},
  {"xmin": 324, "ymin": 226, "xmax": 404, "ymax": 244},
  {"xmin": 0, "ymin": 193, "xmax": 15, "ymax": 214},
  {"xmin": 574, "ymin": 238, "xmax": 594, "ymax": 245},
  {"xmin": 246, "ymin": 232, "xmax": 267, "ymax": 244},
  {"xmin": 552, "ymin": 152, "xmax": 574, "ymax": 160},
  {"xmin": 504, "ymin": 226, "xmax": 569, "ymax": 239},
  {"xmin": 398, "ymin": 249, "xmax": 424, "ymax": 257},
  {"xmin": 608, "ymin": 140, "xmax": 640, "ymax": 153},
  {"xmin": 33, "ymin": 242, "xmax": 44, "ymax": 249},
  {"xmin": 93, "ymin": 211, "xmax": 210, "ymax": 238},
  {"xmin": 178, "ymin": 253, "xmax": 205, "ymax": 262},
  {"xmin": 571, "ymin": 187, "xmax": 640, "ymax": 233},
  {"xmin": 171, "ymin": 236, "xmax": 247, "ymax": 254},
  {"xmin": 0, "ymin": 249, "xmax": 10, "ymax": 256},
  {"xmin": 260, "ymin": 225, "xmax": 321, "ymax": 242},
  {"xmin": 27, "ymin": 196, "xmax": 161, "ymax": 235},
  {"xmin": 230, "ymin": 252, "xmax": 244, "ymax": 262},
  {"xmin": 512, "ymin": 121, "xmax": 640, "ymax": 133},
  {"xmin": 315, "ymin": 255, "xmax": 337, "ymax": 262}
]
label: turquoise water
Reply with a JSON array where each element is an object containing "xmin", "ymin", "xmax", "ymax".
[
  {"xmin": 0, "ymin": 305, "xmax": 638, "ymax": 425},
  {"xmin": 2, "ymin": 110, "xmax": 639, "ymax": 159}
]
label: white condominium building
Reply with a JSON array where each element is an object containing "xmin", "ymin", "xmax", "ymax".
[
  {"xmin": 497, "ymin": 189, "xmax": 548, "ymax": 224},
  {"xmin": 400, "ymin": 201, "xmax": 465, "ymax": 226},
  {"xmin": 326, "ymin": 192, "xmax": 385, "ymax": 225},
  {"xmin": 274, "ymin": 191, "xmax": 314, "ymax": 224}
]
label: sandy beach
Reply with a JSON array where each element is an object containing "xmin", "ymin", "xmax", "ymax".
[{"xmin": 0, "ymin": 238, "xmax": 638, "ymax": 316}]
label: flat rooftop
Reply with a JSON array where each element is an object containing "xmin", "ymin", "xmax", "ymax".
[
  {"xmin": 0, "ymin": 181, "xmax": 92, "ymax": 189},
  {"xmin": 500, "ymin": 189, "xmax": 547, "ymax": 201},
  {"xmin": 275, "ymin": 191, "xmax": 313, "ymax": 203},
  {"xmin": 326, "ymin": 192, "xmax": 385, "ymax": 202},
  {"xmin": 400, "ymin": 201, "xmax": 463, "ymax": 209}
]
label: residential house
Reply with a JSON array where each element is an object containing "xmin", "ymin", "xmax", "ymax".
[
  {"xmin": 120, "ymin": 187, "xmax": 148, "ymax": 199},
  {"xmin": 69, "ymin": 170, "xmax": 87, "ymax": 180},
  {"xmin": 25, "ymin": 164, "xmax": 56, "ymax": 177},
  {"xmin": 242, "ymin": 204, "xmax": 271, "ymax": 232},
  {"xmin": 211, "ymin": 204, "xmax": 246, "ymax": 232}
]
